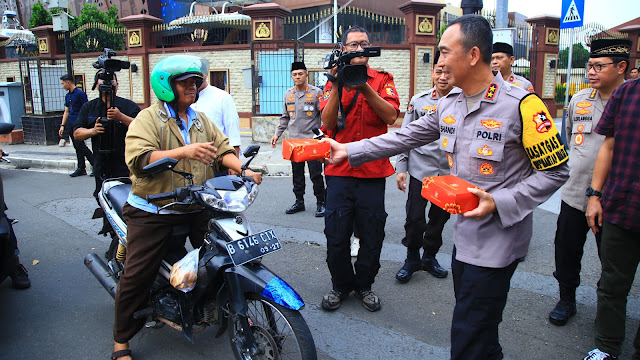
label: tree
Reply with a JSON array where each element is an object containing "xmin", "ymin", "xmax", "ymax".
[
  {"xmin": 558, "ymin": 43, "xmax": 590, "ymax": 69},
  {"xmin": 70, "ymin": 4, "xmax": 124, "ymax": 53},
  {"xmin": 29, "ymin": 1, "xmax": 52, "ymax": 28}
]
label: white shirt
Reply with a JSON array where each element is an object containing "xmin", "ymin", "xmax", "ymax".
[{"xmin": 193, "ymin": 84, "xmax": 241, "ymax": 147}]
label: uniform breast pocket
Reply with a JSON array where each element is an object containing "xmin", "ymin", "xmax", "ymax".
[
  {"xmin": 468, "ymin": 139, "xmax": 506, "ymax": 183},
  {"xmin": 571, "ymin": 121, "xmax": 592, "ymax": 147}
]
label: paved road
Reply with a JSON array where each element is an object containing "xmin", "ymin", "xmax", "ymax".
[{"xmin": 1, "ymin": 167, "xmax": 639, "ymax": 359}]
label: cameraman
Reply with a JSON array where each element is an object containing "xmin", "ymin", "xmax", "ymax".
[
  {"xmin": 73, "ymin": 70, "xmax": 140, "ymax": 200},
  {"xmin": 319, "ymin": 25, "xmax": 399, "ymax": 312}
]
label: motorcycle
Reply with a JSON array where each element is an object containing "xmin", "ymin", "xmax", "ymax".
[
  {"xmin": 0, "ymin": 122, "xmax": 17, "ymax": 284},
  {"xmin": 85, "ymin": 144, "xmax": 317, "ymax": 360}
]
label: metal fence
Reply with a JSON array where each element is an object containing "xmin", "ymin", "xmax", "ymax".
[
  {"xmin": 19, "ymin": 58, "xmax": 68, "ymax": 115},
  {"xmin": 56, "ymin": 22, "xmax": 126, "ymax": 53},
  {"xmin": 152, "ymin": 22, "xmax": 250, "ymax": 47},
  {"xmin": 251, "ymin": 41, "xmax": 304, "ymax": 116},
  {"xmin": 555, "ymin": 23, "xmax": 628, "ymax": 105}
]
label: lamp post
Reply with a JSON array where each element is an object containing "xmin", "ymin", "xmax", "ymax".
[{"xmin": 46, "ymin": 0, "xmax": 72, "ymax": 75}]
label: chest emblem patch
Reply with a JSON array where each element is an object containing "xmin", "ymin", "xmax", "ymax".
[
  {"xmin": 481, "ymin": 119, "xmax": 502, "ymax": 130},
  {"xmin": 442, "ymin": 137, "xmax": 449, "ymax": 148},
  {"xmin": 477, "ymin": 145, "xmax": 493, "ymax": 156},
  {"xmin": 577, "ymin": 124, "xmax": 585, "ymax": 132},
  {"xmin": 532, "ymin": 112, "xmax": 552, "ymax": 133},
  {"xmin": 479, "ymin": 163, "xmax": 494, "ymax": 175},
  {"xmin": 575, "ymin": 133, "xmax": 584, "ymax": 145},
  {"xmin": 575, "ymin": 108, "xmax": 592, "ymax": 115},
  {"xmin": 289, "ymin": 112, "xmax": 294, "ymax": 117},
  {"xmin": 576, "ymin": 101, "xmax": 592, "ymax": 108},
  {"xmin": 447, "ymin": 153, "xmax": 453, "ymax": 168},
  {"xmin": 442, "ymin": 115, "xmax": 456, "ymax": 125},
  {"xmin": 306, "ymin": 111, "xmax": 312, "ymax": 116}
]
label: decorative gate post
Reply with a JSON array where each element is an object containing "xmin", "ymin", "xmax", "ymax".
[
  {"xmin": 618, "ymin": 25, "xmax": 640, "ymax": 71},
  {"xmin": 526, "ymin": 15, "xmax": 560, "ymax": 115},
  {"xmin": 31, "ymin": 25, "xmax": 59, "ymax": 56},
  {"xmin": 399, "ymin": 0, "xmax": 445, "ymax": 100},
  {"xmin": 119, "ymin": 14, "xmax": 163, "ymax": 109}
]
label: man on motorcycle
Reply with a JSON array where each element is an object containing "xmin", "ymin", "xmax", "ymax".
[{"xmin": 111, "ymin": 55, "xmax": 262, "ymax": 360}]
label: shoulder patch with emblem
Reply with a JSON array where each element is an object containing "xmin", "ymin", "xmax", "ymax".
[
  {"xmin": 520, "ymin": 94, "xmax": 568, "ymax": 170},
  {"xmin": 406, "ymin": 104, "xmax": 414, "ymax": 114}
]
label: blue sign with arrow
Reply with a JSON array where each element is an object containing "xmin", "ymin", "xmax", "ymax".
[{"xmin": 561, "ymin": 0, "xmax": 584, "ymax": 29}]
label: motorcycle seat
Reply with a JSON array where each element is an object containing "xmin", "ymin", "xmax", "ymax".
[{"xmin": 106, "ymin": 183, "xmax": 131, "ymax": 220}]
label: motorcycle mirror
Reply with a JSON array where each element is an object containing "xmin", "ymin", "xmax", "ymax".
[
  {"xmin": 143, "ymin": 157, "xmax": 179, "ymax": 175},
  {"xmin": 243, "ymin": 144, "xmax": 260, "ymax": 158},
  {"xmin": 0, "ymin": 123, "xmax": 15, "ymax": 135}
]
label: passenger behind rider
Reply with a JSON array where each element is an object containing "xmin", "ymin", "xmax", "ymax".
[{"xmin": 110, "ymin": 54, "xmax": 262, "ymax": 360}]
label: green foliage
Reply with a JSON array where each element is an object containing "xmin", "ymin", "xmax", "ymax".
[
  {"xmin": 555, "ymin": 83, "xmax": 565, "ymax": 103},
  {"xmin": 558, "ymin": 43, "xmax": 590, "ymax": 69},
  {"xmin": 29, "ymin": 1, "xmax": 52, "ymax": 28},
  {"xmin": 437, "ymin": 24, "xmax": 447, "ymax": 43},
  {"xmin": 70, "ymin": 4, "xmax": 124, "ymax": 53}
]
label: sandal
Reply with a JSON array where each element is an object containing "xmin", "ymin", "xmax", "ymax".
[{"xmin": 111, "ymin": 349, "xmax": 132, "ymax": 360}]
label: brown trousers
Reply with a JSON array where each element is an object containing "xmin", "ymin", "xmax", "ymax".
[{"xmin": 113, "ymin": 203, "xmax": 208, "ymax": 343}]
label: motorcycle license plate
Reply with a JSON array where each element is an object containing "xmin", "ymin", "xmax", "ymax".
[{"xmin": 225, "ymin": 229, "xmax": 282, "ymax": 266}]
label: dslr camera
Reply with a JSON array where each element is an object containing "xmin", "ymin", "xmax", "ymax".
[{"xmin": 323, "ymin": 43, "xmax": 381, "ymax": 86}]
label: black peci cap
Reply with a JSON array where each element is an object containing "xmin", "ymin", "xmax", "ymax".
[
  {"xmin": 590, "ymin": 38, "xmax": 632, "ymax": 59},
  {"xmin": 492, "ymin": 42, "xmax": 513, "ymax": 57},
  {"xmin": 291, "ymin": 61, "xmax": 307, "ymax": 72}
]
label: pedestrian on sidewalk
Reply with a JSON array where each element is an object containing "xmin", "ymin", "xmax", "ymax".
[
  {"xmin": 271, "ymin": 61, "xmax": 326, "ymax": 217},
  {"xmin": 394, "ymin": 50, "xmax": 452, "ymax": 284},
  {"xmin": 59, "ymin": 74, "xmax": 94, "ymax": 177},
  {"xmin": 548, "ymin": 38, "xmax": 629, "ymax": 327}
]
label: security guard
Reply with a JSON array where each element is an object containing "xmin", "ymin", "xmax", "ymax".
[
  {"xmin": 549, "ymin": 38, "xmax": 630, "ymax": 327},
  {"xmin": 271, "ymin": 61, "xmax": 326, "ymax": 216},
  {"xmin": 491, "ymin": 42, "xmax": 535, "ymax": 93},
  {"xmin": 395, "ymin": 51, "xmax": 452, "ymax": 283},
  {"xmin": 323, "ymin": 15, "xmax": 569, "ymax": 359}
]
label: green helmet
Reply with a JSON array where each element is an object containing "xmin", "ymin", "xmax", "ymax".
[{"xmin": 151, "ymin": 54, "xmax": 204, "ymax": 103}]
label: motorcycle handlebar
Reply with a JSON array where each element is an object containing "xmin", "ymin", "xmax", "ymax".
[{"xmin": 146, "ymin": 191, "xmax": 176, "ymax": 203}]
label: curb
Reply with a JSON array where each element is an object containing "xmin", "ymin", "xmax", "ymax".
[{"xmin": 4, "ymin": 157, "xmax": 79, "ymax": 173}]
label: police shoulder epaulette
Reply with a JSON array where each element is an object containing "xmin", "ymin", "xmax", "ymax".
[
  {"xmin": 413, "ymin": 89, "xmax": 432, "ymax": 99},
  {"xmin": 504, "ymin": 84, "xmax": 529, "ymax": 99},
  {"xmin": 589, "ymin": 88, "xmax": 598, "ymax": 99},
  {"xmin": 444, "ymin": 87, "xmax": 462, "ymax": 98}
]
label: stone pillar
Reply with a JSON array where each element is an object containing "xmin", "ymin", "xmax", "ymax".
[
  {"xmin": 618, "ymin": 25, "xmax": 640, "ymax": 73},
  {"xmin": 31, "ymin": 25, "xmax": 59, "ymax": 56},
  {"xmin": 526, "ymin": 16, "xmax": 560, "ymax": 114},
  {"xmin": 119, "ymin": 14, "xmax": 163, "ymax": 109},
  {"xmin": 0, "ymin": 35, "xmax": 8, "ymax": 59},
  {"xmin": 399, "ymin": 0, "xmax": 445, "ymax": 99},
  {"xmin": 243, "ymin": 3, "xmax": 291, "ymax": 42}
]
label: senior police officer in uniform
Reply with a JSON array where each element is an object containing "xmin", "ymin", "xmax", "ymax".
[
  {"xmin": 271, "ymin": 61, "xmax": 326, "ymax": 216},
  {"xmin": 395, "ymin": 50, "xmax": 452, "ymax": 283},
  {"xmin": 322, "ymin": 15, "xmax": 569, "ymax": 359},
  {"xmin": 491, "ymin": 42, "xmax": 535, "ymax": 93},
  {"xmin": 548, "ymin": 38, "xmax": 630, "ymax": 327}
]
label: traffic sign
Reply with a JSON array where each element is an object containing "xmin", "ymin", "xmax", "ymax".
[{"xmin": 561, "ymin": 0, "xmax": 584, "ymax": 29}]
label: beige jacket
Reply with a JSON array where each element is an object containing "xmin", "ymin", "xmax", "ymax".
[{"xmin": 125, "ymin": 101, "xmax": 234, "ymax": 208}]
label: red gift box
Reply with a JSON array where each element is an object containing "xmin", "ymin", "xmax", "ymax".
[
  {"xmin": 282, "ymin": 139, "xmax": 331, "ymax": 162},
  {"xmin": 421, "ymin": 175, "xmax": 482, "ymax": 214}
]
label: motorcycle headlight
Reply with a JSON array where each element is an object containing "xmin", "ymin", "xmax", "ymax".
[{"xmin": 199, "ymin": 183, "xmax": 259, "ymax": 212}]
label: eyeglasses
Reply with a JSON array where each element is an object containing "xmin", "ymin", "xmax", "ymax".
[
  {"xmin": 585, "ymin": 62, "xmax": 615, "ymax": 73},
  {"xmin": 345, "ymin": 41, "xmax": 371, "ymax": 50}
]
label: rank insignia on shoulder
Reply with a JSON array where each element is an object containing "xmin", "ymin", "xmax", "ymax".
[
  {"xmin": 508, "ymin": 75, "xmax": 515, "ymax": 82},
  {"xmin": 431, "ymin": 89, "xmax": 437, "ymax": 99},
  {"xmin": 484, "ymin": 83, "xmax": 497, "ymax": 100},
  {"xmin": 589, "ymin": 89, "xmax": 598, "ymax": 99}
]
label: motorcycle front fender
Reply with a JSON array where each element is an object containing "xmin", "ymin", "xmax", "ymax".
[{"xmin": 221, "ymin": 262, "xmax": 305, "ymax": 316}]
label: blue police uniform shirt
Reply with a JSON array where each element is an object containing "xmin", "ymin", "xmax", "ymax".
[{"xmin": 64, "ymin": 87, "xmax": 88, "ymax": 125}]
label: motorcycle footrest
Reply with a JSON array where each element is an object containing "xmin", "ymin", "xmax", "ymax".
[{"xmin": 133, "ymin": 307, "xmax": 153, "ymax": 320}]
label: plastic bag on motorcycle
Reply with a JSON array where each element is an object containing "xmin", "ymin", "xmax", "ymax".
[{"xmin": 170, "ymin": 248, "xmax": 199, "ymax": 292}]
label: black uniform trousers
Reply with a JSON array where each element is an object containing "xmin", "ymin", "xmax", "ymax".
[
  {"xmin": 553, "ymin": 200, "xmax": 602, "ymax": 290},
  {"xmin": 64, "ymin": 125, "xmax": 94, "ymax": 170},
  {"xmin": 451, "ymin": 247, "xmax": 519, "ymax": 360},
  {"xmin": 324, "ymin": 176, "xmax": 386, "ymax": 293},
  {"xmin": 291, "ymin": 160, "xmax": 325, "ymax": 202},
  {"xmin": 114, "ymin": 204, "xmax": 208, "ymax": 343},
  {"xmin": 402, "ymin": 175, "xmax": 450, "ymax": 258}
]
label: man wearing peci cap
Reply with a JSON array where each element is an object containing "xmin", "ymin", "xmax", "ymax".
[
  {"xmin": 548, "ymin": 38, "xmax": 629, "ymax": 328},
  {"xmin": 271, "ymin": 61, "xmax": 326, "ymax": 217},
  {"xmin": 491, "ymin": 42, "xmax": 535, "ymax": 93}
]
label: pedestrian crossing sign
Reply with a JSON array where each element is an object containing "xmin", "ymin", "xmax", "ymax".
[{"xmin": 561, "ymin": 0, "xmax": 584, "ymax": 29}]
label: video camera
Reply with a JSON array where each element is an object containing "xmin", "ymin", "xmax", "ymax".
[
  {"xmin": 323, "ymin": 43, "xmax": 381, "ymax": 86},
  {"xmin": 93, "ymin": 48, "xmax": 130, "ymax": 74}
]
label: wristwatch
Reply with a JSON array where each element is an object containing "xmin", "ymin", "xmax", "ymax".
[{"xmin": 585, "ymin": 187, "xmax": 603, "ymax": 198}]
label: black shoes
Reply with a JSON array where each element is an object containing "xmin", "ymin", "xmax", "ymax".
[
  {"xmin": 315, "ymin": 202, "xmax": 325, "ymax": 217},
  {"xmin": 69, "ymin": 168, "xmax": 87, "ymax": 177},
  {"xmin": 10, "ymin": 264, "xmax": 31, "ymax": 289},
  {"xmin": 422, "ymin": 256, "xmax": 448, "ymax": 278},
  {"xmin": 285, "ymin": 200, "xmax": 305, "ymax": 214},
  {"xmin": 321, "ymin": 290, "xmax": 348, "ymax": 311},
  {"xmin": 549, "ymin": 299, "xmax": 577, "ymax": 326},
  {"xmin": 395, "ymin": 259, "xmax": 422, "ymax": 283}
]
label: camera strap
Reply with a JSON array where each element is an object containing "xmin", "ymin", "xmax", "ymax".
[{"xmin": 336, "ymin": 88, "xmax": 360, "ymax": 132}]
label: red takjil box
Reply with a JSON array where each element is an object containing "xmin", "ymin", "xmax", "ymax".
[
  {"xmin": 282, "ymin": 139, "xmax": 331, "ymax": 162},
  {"xmin": 421, "ymin": 175, "xmax": 482, "ymax": 214}
]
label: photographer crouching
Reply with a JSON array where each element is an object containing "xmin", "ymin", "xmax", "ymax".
[
  {"xmin": 319, "ymin": 26, "xmax": 400, "ymax": 312},
  {"xmin": 74, "ymin": 51, "xmax": 141, "ymax": 254}
]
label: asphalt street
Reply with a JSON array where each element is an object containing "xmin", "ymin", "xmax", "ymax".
[{"xmin": 1, "ymin": 167, "xmax": 639, "ymax": 360}]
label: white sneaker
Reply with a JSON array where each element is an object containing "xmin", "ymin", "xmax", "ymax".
[
  {"xmin": 350, "ymin": 237, "xmax": 360, "ymax": 257},
  {"xmin": 583, "ymin": 348, "xmax": 617, "ymax": 360},
  {"xmin": 58, "ymin": 139, "xmax": 66, "ymax": 147}
]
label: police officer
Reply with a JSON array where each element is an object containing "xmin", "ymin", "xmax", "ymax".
[
  {"xmin": 323, "ymin": 15, "xmax": 569, "ymax": 359},
  {"xmin": 395, "ymin": 51, "xmax": 451, "ymax": 283},
  {"xmin": 491, "ymin": 42, "xmax": 535, "ymax": 93},
  {"xmin": 548, "ymin": 38, "xmax": 629, "ymax": 327},
  {"xmin": 271, "ymin": 61, "xmax": 326, "ymax": 217}
]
